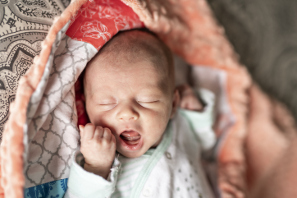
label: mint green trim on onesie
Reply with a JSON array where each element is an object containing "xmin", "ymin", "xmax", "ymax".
[
  {"xmin": 65, "ymin": 88, "xmax": 216, "ymax": 198},
  {"xmin": 129, "ymin": 122, "xmax": 173, "ymax": 198},
  {"xmin": 113, "ymin": 149, "xmax": 156, "ymax": 198},
  {"xmin": 179, "ymin": 88, "xmax": 215, "ymax": 151},
  {"xmin": 180, "ymin": 88, "xmax": 215, "ymax": 129}
]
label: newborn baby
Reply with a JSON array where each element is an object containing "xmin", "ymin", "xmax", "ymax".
[{"xmin": 66, "ymin": 30, "xmax": 216, "ymax": 198}]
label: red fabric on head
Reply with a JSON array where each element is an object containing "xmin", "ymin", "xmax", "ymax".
[
  {"xmin": 66, "ymin": 0, "xmax": 143, "ymax": 49},
  {"xmin": 75, "ymin": 75, "xmax": 89, "ymax": 126},
  {"xmin": 67, "ymin": 0, "xmax": 144, "ymax": 126}
]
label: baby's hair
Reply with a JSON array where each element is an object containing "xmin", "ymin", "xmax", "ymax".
[
  {"xmin": 84, "ymin": 28, "xmax": 175, "ymax": 95},
  {"xmin": 100, "ymin": 29, "xmax": 173, "ymax": 69}
]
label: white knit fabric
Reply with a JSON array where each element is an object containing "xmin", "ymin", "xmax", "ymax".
[{"xmin": 65, "ymin": 88, "xmax": 216, "ymax": 198}]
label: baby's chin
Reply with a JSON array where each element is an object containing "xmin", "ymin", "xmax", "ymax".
[
  {"xmin": 116, "ymin": 141, "xmax": 152, "ymax": 158},
  {"xmin": 117, "ymin": 149, "xmax": 146, "ymax": 158},
  {"xmin": 116, "ymin": 136, "xmax": 164, "ymax": 158}
]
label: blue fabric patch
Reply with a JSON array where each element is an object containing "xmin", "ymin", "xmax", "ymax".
[{"xmin": 24, "ymin": 178, "xmax": 68, "ymax": 198}]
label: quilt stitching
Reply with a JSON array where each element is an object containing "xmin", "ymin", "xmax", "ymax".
[{"xmin": 25, "ymin": 34, "xmax": 97, "ymax": 187}]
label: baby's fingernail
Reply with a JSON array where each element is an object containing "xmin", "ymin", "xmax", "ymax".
[{"xmin": 79, "ymin": 125, "xmax": 84, "ymax": 133}]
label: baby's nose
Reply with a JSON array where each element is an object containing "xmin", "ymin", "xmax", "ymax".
[{"xmin": 117, "ymin": 103, "xmax": 139, "ymax": 121}]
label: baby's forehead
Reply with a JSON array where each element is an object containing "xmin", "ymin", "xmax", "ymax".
[
  {"xmin": 84, "ymin": 30, "xmax": 174, "ymax": 91},
  {"xmin": 100, "ymin": 30, "xmax": 170, "ymax": 67}
]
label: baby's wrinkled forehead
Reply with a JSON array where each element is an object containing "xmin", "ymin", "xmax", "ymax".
[
  {"xmin": 84, "ymin": 30, "xmax": 174, "ymax": 94},
  {"xmin": 99, "ymin": 30, "xmax": 172, "ymax": 71}
]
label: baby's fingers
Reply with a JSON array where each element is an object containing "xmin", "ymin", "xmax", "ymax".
[
  {"xmin": 102, "ymin": 128, "xmax": 115, "ymax": 142},
  {"xmin": 102, "ymin": 128, "xmax": 116, "ymax": 152},
  {"xmin": 82, "ymin": 123, "xmax": 96, "ymax": 140},
  {"xmin": 79, "ymin": 125, "xmax": 84, "ymax": 135},
  {"xmin": 93, "ymin": 126, "xmax": 104, "ymax": 139}
]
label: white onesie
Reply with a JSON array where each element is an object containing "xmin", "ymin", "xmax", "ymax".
[{"xmin": 65, "ymin": 89, "xmax": 216, "ymax": 198}]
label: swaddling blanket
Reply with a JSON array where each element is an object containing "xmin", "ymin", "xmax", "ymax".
[{"xmin": 0, "ymin": 0, "xmax": 251, "ymax": 197}]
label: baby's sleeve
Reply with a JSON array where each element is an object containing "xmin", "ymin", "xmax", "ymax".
[
  {"xmin": 64, "ymin": 151, "xmax": 120, "ymax": 198},
  {"xmin": 179, "ymin": 88, "xmax": 216, "ymax": 151}
]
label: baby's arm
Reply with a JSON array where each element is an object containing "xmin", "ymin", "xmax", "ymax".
[
  {"xmin": 177, "ymin": 84, "xmax": 204, "ymax": 111},
  {"xmin": 174, "ymin": 55, "xmax": 204, "ymax": 111},
  {"xmin": 65, "ymin": 124, "xmax": 118, "ymax": 198},
  {"xmin": 79, "ymin": 124, "xmax": 116, "ymax": 179}
]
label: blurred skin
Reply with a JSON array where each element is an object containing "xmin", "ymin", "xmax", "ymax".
[
  {"xmin": 81, "ymin": 30, "xmax": 201, "ymax": 179},
  {"xmin": 249, "ymin": 137, "xmax": 297, "ymax": 198},
  {"xmin": 177, "ymin": 84, "xmax": 204, "ymax": 111}
]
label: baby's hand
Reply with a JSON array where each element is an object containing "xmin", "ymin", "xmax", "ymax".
[
  {"xmin": 79, "ymin": 124, "xmax": 116, "ymax": 179},
  {"xmin": 177, "ymin": 84, "xmax": 204, "ymax": 111}
]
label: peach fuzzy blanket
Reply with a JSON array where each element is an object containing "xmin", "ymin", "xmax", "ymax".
[{"xmin": 0, "ymin": 0, "xmax": 296, "ymax": 197}]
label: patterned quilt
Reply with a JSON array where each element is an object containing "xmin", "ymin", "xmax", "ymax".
[
  {"xmin": 0, "ymin": 0, "xmax": 71, "ymax": 139},
  {"xmin": 0, "ymin": 0, "xmax": 296, "ymax": 198}
]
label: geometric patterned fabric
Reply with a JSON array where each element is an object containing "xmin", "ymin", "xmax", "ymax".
[
  {"xmin": 24, "ymin": 178, "xmax": 68, "ymax": 198},
  {"xmin": 24, "ymin": 0, "xmax": 143, "ymax": 188},
  {"xmin": 0, "ymin": 0, "xmax": 71, "ymax": 140},
  {"xmin": 25, "ymin": 35, "xmax": 97, "ymax": 188}
]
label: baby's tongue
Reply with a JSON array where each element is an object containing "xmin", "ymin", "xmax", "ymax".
[
  {"xmin": 121, "ymin": 131, "xmax": 139, "ymax": 137},
  {"xmin": 121, "ymin": 131, "xmax": 141, "ymax": 144}
]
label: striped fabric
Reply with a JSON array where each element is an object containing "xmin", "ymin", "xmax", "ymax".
[{"xmin": 112, "ymin": 150, "xmax": 155, "ymax": 198}]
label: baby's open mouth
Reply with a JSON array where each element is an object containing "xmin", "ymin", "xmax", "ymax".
[{"xmin": 120, "ymin": 131, "xmax": 141, "ymax": 145}]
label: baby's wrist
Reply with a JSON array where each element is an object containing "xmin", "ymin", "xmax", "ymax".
[{"xmin": 83, "ymin": 162, "xmax": 111, "ymax": 179}]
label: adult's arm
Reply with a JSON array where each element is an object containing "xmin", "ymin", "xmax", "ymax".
[{"xmin": 249, "ymin": 136, "xmax": 297, "ymax": 198}]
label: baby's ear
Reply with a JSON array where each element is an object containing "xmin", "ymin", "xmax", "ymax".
[{"xmin": 170, "ymin": 89, "xmax": 180, "ymax": 118}]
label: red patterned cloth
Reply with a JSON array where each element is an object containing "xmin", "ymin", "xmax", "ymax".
[
  {"xmin": 66, "ymin": 0, "xmax": 143, "ymax": 49},
  {"xmin": 66, "ymin": 0, "xmax": 143, "ymax": 126}
]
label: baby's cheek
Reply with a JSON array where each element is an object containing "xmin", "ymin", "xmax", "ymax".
[
  {"xmin": 148, "ymin": 111, "xmax": 169, "ymax": 129},
  {"xmin": 95, "ymin": 116, "xmax": 111, "ymax": 127},
  {"xmin": 90, "ymin": 112, "xmax": 108, "ymax": 125}
]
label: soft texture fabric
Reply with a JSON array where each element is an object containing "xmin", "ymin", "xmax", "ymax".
[
  {"xmin": 24, "ymin": 178, "xmax": 68, "ymax": 198},
  {"xmin": 208, "ymin": 0, "xmax": 297, "ymax": 122},
  {"xmin": 65, "ymin": 89, "xmax": 216, "ymax": 198},
  {"xmin": 206, "ymin": 1, "xmax": 297, "ymax": 191},
  {"xmin": 0, "ymin": 0, "xmax": 296, "ymax": 198},
  {"xmin": 0, "ymin": 0, "xmax": 248, "ymax": 197},
  {"xmin": 114, "ymin": 149, "xmax": 154, "ymax": 197},
  {"xmin": 0, "ymin": 0, "xmax": 71, "ymax": 139}
]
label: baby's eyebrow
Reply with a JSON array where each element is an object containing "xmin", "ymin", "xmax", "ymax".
[
  {"xmin": 89, "ymin": 92, "xmax": 114, "ymax": 101},
  {"xmin": 137, "ymin": 87, "xmax": 164, "ymax": 95}
]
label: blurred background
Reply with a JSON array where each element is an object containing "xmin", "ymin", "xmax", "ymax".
[
  {"xmin": 0, "ymin": 0, "xmax": 296, "ymax": 197},
  {"xmin": 208, "ymin": 0, "xmax": 297, "ymax": 122}
]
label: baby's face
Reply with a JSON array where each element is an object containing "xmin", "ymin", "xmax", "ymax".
[{"xmin": 84, "ymin": 56, "xmax": 177, "ymax": 158}]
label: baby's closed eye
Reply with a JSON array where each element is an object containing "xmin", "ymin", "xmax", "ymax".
[
  {"xmin": 137, "ymin": 98, "xmax": 160, "ymax": 108},
  {"xmin": 98, "ymin": 99, "xmax": 117, "ymax": 110},
  {"xmin": 137, "ymin": 99, "xmax": 159, "ymax": 103}
]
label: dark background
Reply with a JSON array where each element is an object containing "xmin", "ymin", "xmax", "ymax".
[{"xmin": 207, "ymin": 0, "xmax": 297, "ymax": 122}]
